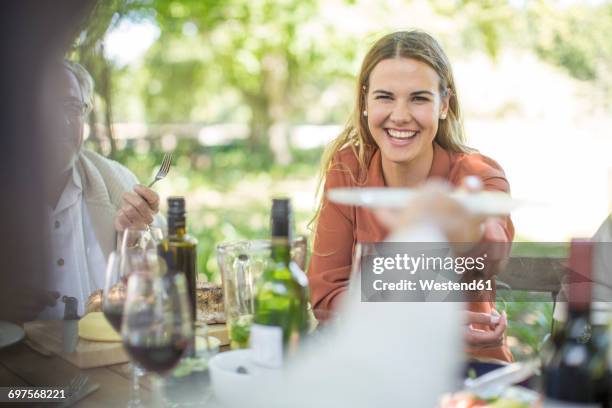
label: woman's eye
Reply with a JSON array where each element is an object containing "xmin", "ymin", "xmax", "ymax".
[
  {"xmin": 375, "ymin": 95, "xmax": 392, "ymax": 100},
  {"xmin": 413, "ymin": 96, "xmax": 429, "ymax": 102}
]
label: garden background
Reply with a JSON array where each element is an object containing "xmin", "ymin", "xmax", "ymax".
[{"xmin": 72, "ymin": 0, "xmax": 612, "ymax": 360}]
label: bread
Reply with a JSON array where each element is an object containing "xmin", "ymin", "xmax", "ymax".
[
  {"xmin": 85, "ymin": 280, "xmax": 226, "ymax": 324},
  {"xmin": 196, "ymin": 281, "xmax": 225, "ymax": 324},
  {"xmin": 85, "ymin": 289, "xmax": 103, "ymax": 314}
]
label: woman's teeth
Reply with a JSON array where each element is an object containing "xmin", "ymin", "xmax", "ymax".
[{"xmin": 386, "ymin": 129, "xmax": 417, "ymax": 139}]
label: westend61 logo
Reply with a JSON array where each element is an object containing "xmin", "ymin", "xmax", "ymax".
[
  {"xmin": 371, "ymin": 253, "xmax": 488, "ymax": 275},
  {"xmin": 360, "ymin": 241, "xmax": 612, "ymax": 303},
  {"xmin": 359, "ymin": 242, "xmax": 500, "ymax": 302}
]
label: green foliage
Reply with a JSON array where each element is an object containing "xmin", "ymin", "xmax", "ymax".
[
  {"xmin": 511, "ymin": 241, "xmax": 568, "ymax": 258},
  {"xmin": 528, "ymin": 2, "xmax": 612, "ymax": 90},
  {"xmin": 432, "ymin": 0, "xmax": 518, "ymax": 60},
  {"xmin": 137, "ymin": 0, "xmax": 357, "ymax": 153},
  {"xmin": 79, "ymin": 0, "xmax": 612, "ymax": 153},
  {"xmin": 503, "ymin": 298, "xmax": 554, "ymax": 361},
  {"xmin": 98, "ymin": 137, "xmax": 321, "ymax": 282}
]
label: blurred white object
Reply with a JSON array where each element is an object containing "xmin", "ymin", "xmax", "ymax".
[
  {"xmin": 232, "ymin": 225, "xmax": 464, "ymax": 408},
  {"xmin": 208, "ymin": 223, "xmax": 463, "ymax": 408},
  {"xmin": 209, "ymin": 350, "xmax": 253, "ymax": 407},
  {"xmin": 328, "ymin": 187, "xmax": 522, "ymax": 215}
]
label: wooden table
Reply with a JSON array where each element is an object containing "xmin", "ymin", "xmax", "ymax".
[
  {"xmin": 0, "ymin": 341, "xmax": 157, "ymax": 407},
  {"xmin": 0, "ymin": 336, "xmax": 230, "ymax": 407}
]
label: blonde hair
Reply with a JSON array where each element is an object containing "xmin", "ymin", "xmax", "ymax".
[{"xmin": 311, "ymin": 30, "xmax": 471, "ymax": 229}]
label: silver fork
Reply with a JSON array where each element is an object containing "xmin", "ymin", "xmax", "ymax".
[
  {"xmin": 148, "ymin": 152, "xmax": 173, "ymax": 188},
  {"xmin": 64, "ymin": 374, "xmax": 89, "ymax": 401}
]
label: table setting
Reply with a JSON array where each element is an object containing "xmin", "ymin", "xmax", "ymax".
[{"xmin": 0, "ymin": 180, "xmax": 608, "ymax": 408}]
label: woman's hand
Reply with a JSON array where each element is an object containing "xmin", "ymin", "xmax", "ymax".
[
  {"xmin": 114, "ymin": 184, "xmax": 160, "ymax": 232},
  {"xmin": 464, "ymin": 310, "xmax": 507, "ymax": 348}
]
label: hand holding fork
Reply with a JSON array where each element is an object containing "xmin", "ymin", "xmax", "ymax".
[{"xmin": 114, "ymin": 153, "xmax": 173, "ymax": 232}]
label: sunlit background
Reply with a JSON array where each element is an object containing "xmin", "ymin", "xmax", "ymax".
[{"xmin": 69, "ymin": 0, "xmax": 612, "ymax": 359}]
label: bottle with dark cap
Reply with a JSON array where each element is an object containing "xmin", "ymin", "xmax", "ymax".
[
  {"xmin": 542, "ymin": 239, "xmax": 610, "ymax": 407},
  {"xmin": 158, "ymin": 197, "xmax": 198, "ymax": 322},
  {"xmin": 251, "ymin": 198, "xmax": 309, "ymax": 368}
]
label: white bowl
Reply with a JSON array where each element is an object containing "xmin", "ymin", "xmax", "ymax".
[
  {"xmin": 209, "ymin": 349, "xmax": 282, "ymax": 407},
  {"xmin": 209, "ymin": 350, "xmax": 255, "ymax": 407}
]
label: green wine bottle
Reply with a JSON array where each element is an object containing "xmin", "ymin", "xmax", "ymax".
[
  {"xmin": 159, "ymin": 197, "xmax": 198, "ymax": 322},
  {"xmin": 251, "ymin": 198, "xmax": 309, "ymax": 368}
]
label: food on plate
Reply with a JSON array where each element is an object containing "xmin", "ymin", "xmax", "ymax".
[{"xmin": 439, "ymin": 391, "xmax": 532, "ymax": 408}]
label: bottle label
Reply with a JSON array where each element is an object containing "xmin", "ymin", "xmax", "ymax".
[{"xmin": 250, "ymin": 324, "xmax": 283, "ymax": 368}]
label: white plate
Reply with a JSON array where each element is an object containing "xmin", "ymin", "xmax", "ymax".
[
  {"xmin": 0, "ymin": 321, "xmax": 25, "ymax": 349},
  {"xmin": 328, "ymin": 187, "xmax": 522, "ymax": 215}
]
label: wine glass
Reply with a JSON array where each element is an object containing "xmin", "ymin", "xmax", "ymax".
[
  {"xmin": 122, "ymin": 258, "xmax": 193, "ymax": 405},
  {"xmin": 118, "ymin": 226, "xmax": 163, "ymax": 314},
  {"xmin": 105, "ymin": 226, "xmax": 163, "ymax": 408},
  {"xmin": 114, "ymin": 226, "xmax": 165, "ymax": 329},
  {"xmin": 120, "ymin": 226, "xmax": 164, "ymax": 259},
  {"xmin": 103, "ymin": 251, "xmax": 126, "ymax": 333},
  {"xmin": 102, "ymin": 249, "xmax": 146, "ymax": 407}
]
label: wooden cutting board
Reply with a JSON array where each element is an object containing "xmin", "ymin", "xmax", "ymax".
[{"xmin": 24, "ymin": 320, "xmax": 128, "ymax": 369}]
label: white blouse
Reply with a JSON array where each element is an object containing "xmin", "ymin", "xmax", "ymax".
[{"xmin": 40, "ymin": 167, "xmax": 107, "ymax": 319}]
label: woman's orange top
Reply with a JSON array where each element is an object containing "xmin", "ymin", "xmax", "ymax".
[{"xmin": 309, "ymin": 142, "xmax": 515, "ymax": 362}]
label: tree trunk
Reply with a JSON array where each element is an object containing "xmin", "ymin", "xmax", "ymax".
[
  {"xmin": 262, "ymin": 52, "xmax": 292, "ymax": 166},
  {"xmin": 246, "ymin": 93, "xmax": 272, "ymax": 157},
  {"xmin": 98, "ymin": 45, "xmax": 117, "ymax": 159}
]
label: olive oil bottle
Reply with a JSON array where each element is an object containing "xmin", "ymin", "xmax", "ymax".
[{"xmin": 158, "ymin": 197, "xmax": 198, "ymax": 322}]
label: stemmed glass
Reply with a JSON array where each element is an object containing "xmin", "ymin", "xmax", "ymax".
[
  {"xmin": 121, "ymin": 226, "xmax": 164, "ymax": 259},
  {"xmin": 103, "ymin": 249, "xmax": 146, "ymax": 407},
  {"xmin": 103, "ymin": 252, "xmax": 126, "ymax": 333},
  {"xmin": 103, "ymin": 226, "xmax": 164, "ymax": 407},
  {"xmin": 122, "ymin": 255, "xmax": 193, "ymax": 405}
]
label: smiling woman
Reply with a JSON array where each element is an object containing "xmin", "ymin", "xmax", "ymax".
[
  {"xmin": 308, "ymin": 30, "xmax": 515, "ymax": 362},
  {"xmin": 367, "ymin": 57, "xmax": 449, "ymax": 187}
]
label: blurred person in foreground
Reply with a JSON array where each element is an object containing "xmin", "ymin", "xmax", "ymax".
[
  {"xmin": 0, "ymin": 1, "xmax": 97, "ymax": 323},
  {"xmin": 308, "ymin": 30, "xmax": 514, "ymax": 362},
  {"xmin": 238, "ymin": 186, "xmax": 486, "ymax": 408},
  {"xmin": 38, "ymin": 60, "xmax": 163, "ymax": 319}
]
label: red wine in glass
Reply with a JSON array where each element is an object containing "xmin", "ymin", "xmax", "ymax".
[
  {"xmin": 124, "ymin": 339, "xmax": 188, "ymax": 374},
  {"xmin": 103, "ymin": 305, "xmax": 124, "ymax": 333}
]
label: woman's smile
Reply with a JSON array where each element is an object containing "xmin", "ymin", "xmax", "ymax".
[{"xmin": 384, "ymin": 128, "xmax": 419, "ymax": 147}]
